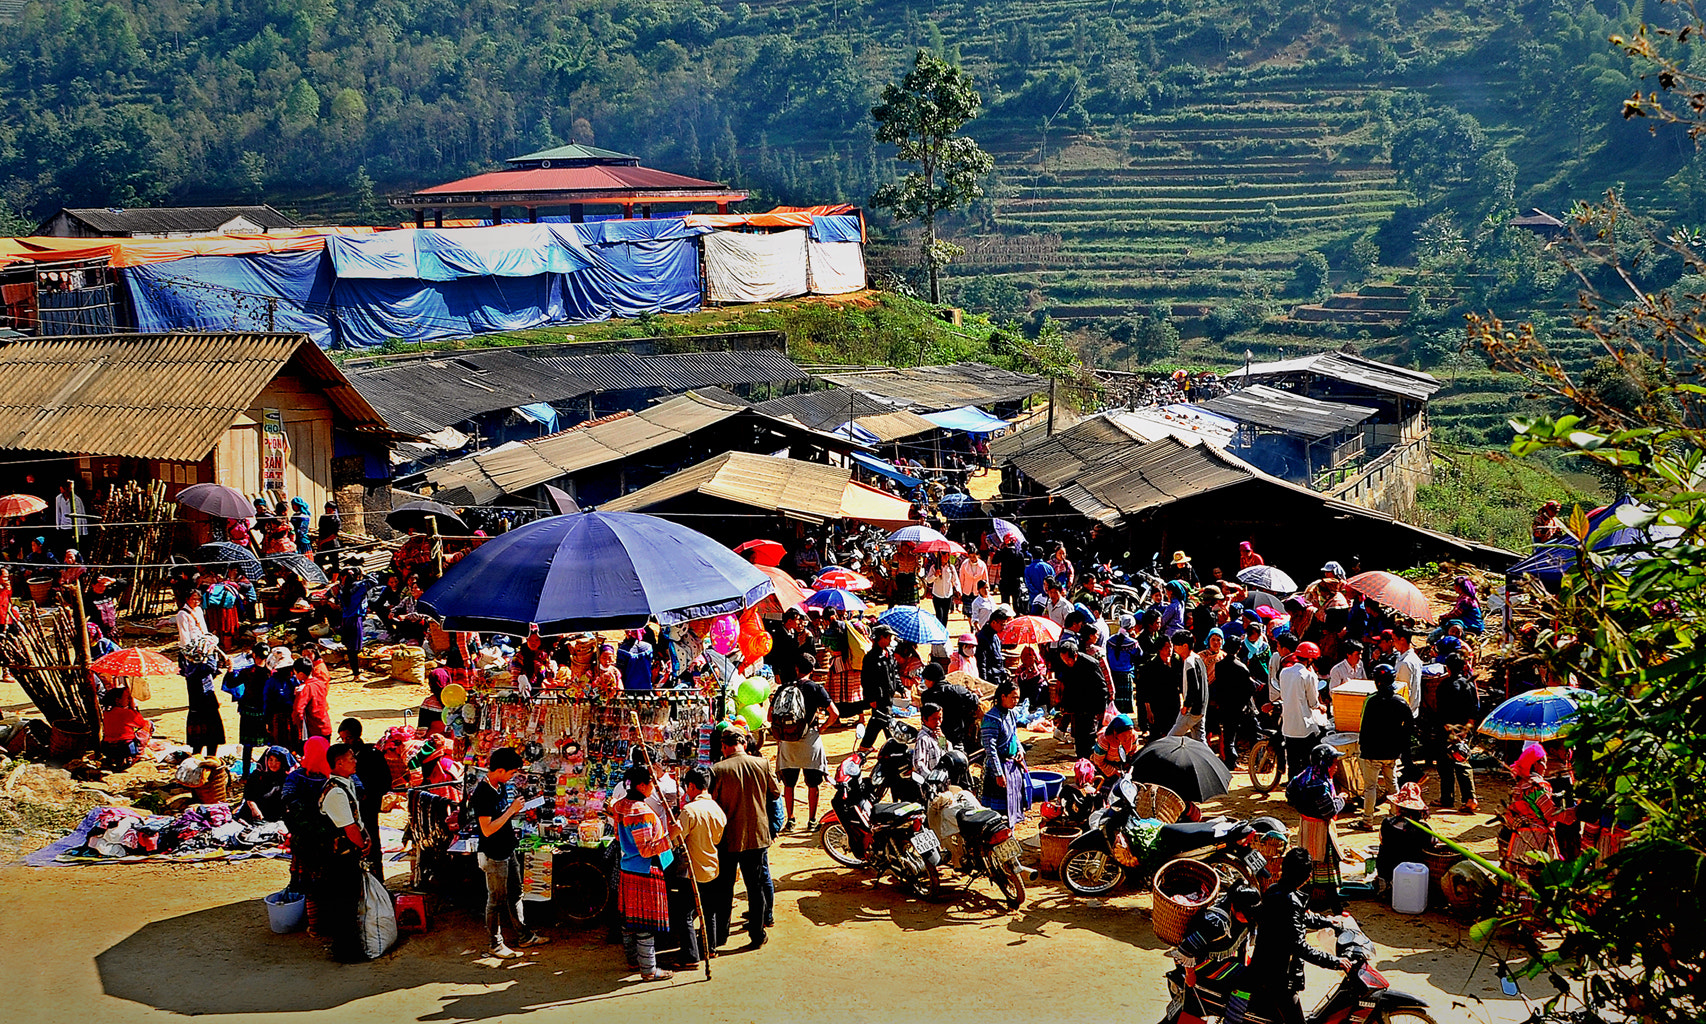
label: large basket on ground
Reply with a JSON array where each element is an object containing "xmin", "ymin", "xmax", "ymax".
[
  {"xmin": 1151, "ymin": 857, "xmax": 1221, "ymax": 945},
  {"xmin": 192, "ymin": 763, "xmax": 230, "ymax": 804}
]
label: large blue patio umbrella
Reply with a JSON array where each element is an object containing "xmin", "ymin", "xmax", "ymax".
[
  {"xmin": 420, "ymin": 511, "xmax": 773, "ymax": 635},
  {"xmin": 876, "ymin": 605, "xmax": 949, "ymax": 645},
  {"xmin": 1477, "ymin": 686, "xmax": 1594, "ymax": 742},
  {"xmin": 939, "ymin": 492, "xmax": 979, "ymax": 519}
]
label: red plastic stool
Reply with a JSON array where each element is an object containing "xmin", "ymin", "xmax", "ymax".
[{"xmin": 394, "ymin": 893, "xmax": 429, "ymax": 934}]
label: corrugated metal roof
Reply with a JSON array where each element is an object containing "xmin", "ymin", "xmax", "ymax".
[
  {"xmin": 420, "ymin": 391, "xmax": 750, "ymax": 504},
  {"xmin": 817, "ymin": 362, "xmax": 1048, "ymax": 411},
  {"xmin": 55, "ymin": 205, "xmax": 298, "ymax": 234},
  {"xmin": 1001, "ymin": 416, "xmax": 1148, "ymax": 490},
  {"xmin": 1199, "ymin": 384, "xmax": 1378, "ymax": 440},
  {"xmin": 1237, "ymin": 352, "xmax": 1441, "ymax": 401},
  {"xmin": 347, "ymin": 351, "xmax": 594, "ymax": 435},
  {"xmin": 851, "ymin": 409, "xmax": 939, "ymax": 442},
  {"xmin": 1065, "ymin": 437, "xmax": 1254, "ymax": 523},
  {"xmin": 601, "ymin": 451, "xmax": 851, "ymax": 521},
  {"xmin": 0, "ymin": 332, "xmax": 390, "ymax": 460},
  {"xmin": 755, "ymin": 387, "xmax": 906, "ymax": 430}
]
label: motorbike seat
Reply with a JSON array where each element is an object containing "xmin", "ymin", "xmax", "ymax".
[
  {"xmin": 870, "ymin": 801, "xmax": 924, "ymax": 825},
  {"xmin": 955, "ymin": 807, "xmax": 1009, "ymax": 841},
  {"xmin": 1149, "ymin": 819, "xmax": 1238, "ymax": 859}
]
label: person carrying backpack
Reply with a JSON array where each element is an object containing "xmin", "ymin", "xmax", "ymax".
[{"xmin": 770, "ymin": 651, "xmax": 838, "ymax": 833}]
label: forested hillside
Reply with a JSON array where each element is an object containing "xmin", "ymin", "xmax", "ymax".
[{"xmin": 1, "ymin": 0, "xmax": 1697, "ymax": 437}]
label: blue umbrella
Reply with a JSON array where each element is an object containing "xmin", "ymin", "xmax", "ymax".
[
  {"xmin": 192, "ymin": 542, "xmax": 263, "ymax": 581},
  {"xmin": 420, "ymin": 511, "xmax": 773, "ymax": 634},
  {"xmin": 803, "ymin": 587, "xmax": 867, "ymax": 613},
  {"xmin": 991, "ymin": 518, "xmax": 1026, "ymax": 546},
  {"xmin": 939, "ymin": 492, "xmax": 978, "ymax": 519},
  {"xmin": 876, "ymin": 605, "xmax": 949, "ymax": 645},
  {"xmin": 1477, "ymin": 687, "xmax": 1593, "ymax": 741}
]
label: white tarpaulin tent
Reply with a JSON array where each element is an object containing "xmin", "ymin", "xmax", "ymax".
[
  {"xmin": 807, "ymin": 240, "xmax": 866, "ymax": 295},
  {"xmin": 703, "ymin": 229, "xmax": 809, "ymax": 302}
]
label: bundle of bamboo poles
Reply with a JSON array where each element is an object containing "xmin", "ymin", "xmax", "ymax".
[
  {"xmin": 0, "ymin": 604, "xmax": 98, "ymax": 738},
  {"xmin": 86, "ymin": 479, "xmax": 173, "ymax": 616}
]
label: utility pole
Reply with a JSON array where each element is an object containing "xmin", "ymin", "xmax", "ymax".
[{"xmin": 1046, "ymin": 377, "xmax": 1056, "ymax": 436}]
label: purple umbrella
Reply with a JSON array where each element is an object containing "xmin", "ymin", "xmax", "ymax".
[
  {"xmin": 420, "ymin": 511, "xmax": 773, "ymax": 635},
  {"xmin": 992, "ymin": 518, "xmax": 1026, "ymax": 546},
  {"xmin": 176, "ymin": 483, "xmax": 255, "ymax": 519}
]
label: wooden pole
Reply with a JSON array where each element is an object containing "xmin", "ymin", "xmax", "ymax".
[
  {"xmin": 627, "ymin": 709, "xmax": 712, "ymax": 978},
  {"xmin": 70, "ymin": 580, "xmax": 99, "ymax": 738}
]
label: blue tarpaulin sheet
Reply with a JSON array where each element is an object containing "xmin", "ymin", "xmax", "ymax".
[
  {"xmin": 850, "ymin": 452, "xmax": 920, "ymax": 488},
  {"xmin": 326, "ymin": 224, "xmax": 599, "ymax": 281},
  {"xmin": 332, "ymin": 274, "xmax": 565, "ymax": 348},
  {"xmin": 515, "ymin": 402, "xmax": 560, "ymax": 430},
  {"xmin": 832, "ymin": 421, "xmax": 883, "ymax": 445},
  {"xmin": 810, "ymin": 215, "xmax": 863, "ymax": 243},
  {"xmin": 922, "ymin": 405, "xmax": 1007, "ymax": 433},
  {"xmin": 1506, "ymin": 495, "xmax": 1682, "ymax": 587},
  {"xmin": 568, "ymin": 219, "xmax": 709, "ymax": 244},
  {"xmin": 124, "ymin": 252, "xmax": 337, "ymax": 347},
  {"xmin": 561, "ymin": 238, "xmax": 701, "ymax": 321}
]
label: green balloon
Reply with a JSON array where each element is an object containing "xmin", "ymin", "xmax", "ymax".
[
  {"xmin": 734, "ymin": 676, "xmax": 771, "ymax": 708},
  {"xmin": 739, "ymin": 704, "xmax": 766, "ymax": 732}
]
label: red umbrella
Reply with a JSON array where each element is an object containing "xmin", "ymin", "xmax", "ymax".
[
  {"xmin": 752, "ymin": 563, "xmax": 811, "ymax": 611},
  {"xmin": 0, "ymin": 494, "xmax": 46, "ymax": 519},
  {"xmin": 1000, "ymin": 615, "xmax": 1062, "ymax": 646},
  {"xmin": 1344, "ymin": 570, "xmax": 1435, "ymax": 623},
  {"xmin": 90, "ymin": 647, "xmax": 179, "ymax": 677},
  {"xmin": 815, "ymin": 567, "xmax": 873, "ymax": 591},
  {"xmin": 733, "ymin": 539, "xmax": 787, "ymax": 567}
]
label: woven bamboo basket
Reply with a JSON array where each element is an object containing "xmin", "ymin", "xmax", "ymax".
[
  {"xmin": 192, "ymin": 763, "xmax": 230, "ymax": 804},
  {"xmin": 1151, "ymin": 857, "xmax": 1221, "ymax": 945},
  {"xmin": 1128, "ymin": 782, "xmax": 1187, "ymax": 824}
]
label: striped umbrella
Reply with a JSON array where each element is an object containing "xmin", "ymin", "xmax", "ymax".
[
  {"xmin": 193, "ymin": 542, "xmax": 264, "ymax": 581},
  {"xmin": 815, "ymin": 566, "xmax": 873, "ymax": 591},
  {"xmin": 1237, "ymin": 564, "xmax": 1297, "ymax": 593},
  {"xmin": 90, "ymin": 647, "xmax": 178, "ymax": 678},
  {"xmin": 0, "ymin": 494, "xmax": 47, "ymax": 519},
  {"xmin": 802, "ymin": 587, "xmax": 867, "ymax": 613},
  {"xmin": 875, "ymin": 605, "xmax": 950, "ymax": 645},
  {"xmin": 991, "ymin": 518, "xmax": 1026, "ymax": 546},
  {"xmin": 888, "ymin": 524, "xmax": 959, "ymax": 551},
  {"xmin": 1478, "ymin": 686, "xmax": 1594, "ymax": 741}
]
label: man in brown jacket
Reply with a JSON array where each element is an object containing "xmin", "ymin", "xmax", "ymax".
[{"xmin": 709, "ymin": 730, "xmax": 781, "ymax": 948}]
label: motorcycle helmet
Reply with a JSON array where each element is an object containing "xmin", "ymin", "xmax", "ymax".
[
  {"xmin": 1039, "ymin": 800, "xmax": 1063, "ymax": 820},
  {"xmin": 939, "ymin": 747, "xmax": 971, "ymax": 788},
  {"xmin": 1294, "ymin": 641, "xmax": 1321, "ymax": 660}
]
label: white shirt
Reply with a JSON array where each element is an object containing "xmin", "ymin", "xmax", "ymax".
[
  {"xmin": 1091, "ymin": 615, "xmax": 1110, "ymax": 647},
  {"xmin": 1394, "ymin": 648, "xmax": 1425, "ymax": 711},
  {"xmin": 929, "ymin": 567, "xmax": 957, "ymax": 599},
  {"xmin": 176, "ymin": 605, "xmax": 209, "ymax": 648},
  {"xmin": 969, "ymin": 594, "xmax": 997, "ymax": 630},
  {"xmin": 319, "ymin": 775, "xmax": 361, "ymax": 832},
  {"xmin": 1277, "ymin": 663, "xmax": 1322, "ymax": 738},
  {"xmin": 1328, "ymin": 657, "xmax": 1367, "ymax": 691},
  {"xmin": 1267, "ymin": 650, "xmax": 1287, "ymax": 704},
  {"xmin": 1046, "ymin": 595, "xmax": 1074, "ymax": 626},
  {"xmin": 54, "ymin": 492, "xmax": 84, "ymax": 529},
  {"xmin": 957, "ymin": 556, "xmax": 988, "ymax": 596}
]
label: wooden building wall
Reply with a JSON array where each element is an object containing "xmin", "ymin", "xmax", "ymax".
[{"xmin": 211, "ymin": 373, "xmax": 335, "ymax": 513}]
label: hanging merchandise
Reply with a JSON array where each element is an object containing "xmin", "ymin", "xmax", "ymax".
[{"xmin": 737, "ymin": 607, "xmax": 771, "ymax": 669}]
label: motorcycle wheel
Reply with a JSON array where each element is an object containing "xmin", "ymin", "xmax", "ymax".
[
  {"xmin": 1247, "ymin": 739, "xmax": 1281, "ymax": 794},
  {"xmin": 1379, "ymin": 1012, "xmax": 1440, "ymax": 1024},
  {"xmin": 1209, "ymin": 851, "xmax": 1257, "ymax": 890},
  {"xmin": 1061, "ymin": 847, "xmax": 1123, "ymax": 896},
  {"xmin": 819, "ymin": 822, "xmax": 865, "ymax": 867},
  {"xmin": 990, "ymin": 857, "xmax": 1026, "ymax": 909},
  {"xmin": 897, "ymin": 847, "xmax": 943, "ymax": 901},
  {"xmin": 1104, "ymin": 593, "xmax": 1137, "ymax": 622}
]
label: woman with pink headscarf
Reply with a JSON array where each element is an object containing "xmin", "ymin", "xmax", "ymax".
[
  {"xmin": 1237, "ymin": 541, "xmax": 1264, "ymax": 569},
  {"xmin": 1501, "ymin": 742, "xmax": 1574, "ymax": 905}
]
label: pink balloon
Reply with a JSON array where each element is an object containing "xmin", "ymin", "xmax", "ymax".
[{"xmin": 709, "ymin": 614, "xmax": 740, "ymax": 655}]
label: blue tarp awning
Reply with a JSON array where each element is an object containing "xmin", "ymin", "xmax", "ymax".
[
  {"xmin": 850, "ymin": 452, "xmax": 920, "ymax": 488},
  {"xmin": 326, "ymin": 224, "xmax": 600, "ymax": 281},
  {"xmin": 1506, "ymin": 495, "xmax": 1681, "ymax": 586},
  {"xmin": 833, "ymin": 421, "xmax": 882, "ymax": 445},
  {"xmin": 922, "ymin": 405, "xmax": 1007, "ymax": 433},
  {"xmin": 515, "ymin": 402, "xmax": 560, "ymax": 430}
]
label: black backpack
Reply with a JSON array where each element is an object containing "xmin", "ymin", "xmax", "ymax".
[{"xmin": 772, "ymin": 683, "xmax": 810, "ymax": 742}]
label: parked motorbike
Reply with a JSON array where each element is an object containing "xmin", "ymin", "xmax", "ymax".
[
  {"xmin": 1160, "ymin": 914, "xmax": 1438, "ymax": 1024},
  {"xmin": 817, "ymin": 752, "xmax": 944, "ymax": 900},
  {"xmin": 931, "ymin": 780, "xmax": 1028, "ymax": 909},
  {"xmin": 1060, "ymin": 777, "xmax": 1260, "ymax": 896}
]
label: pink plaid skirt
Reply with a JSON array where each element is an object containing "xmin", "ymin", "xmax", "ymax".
[{"xmin": 618, "ymin": 868, "xmax": 670, "ymax": 933}]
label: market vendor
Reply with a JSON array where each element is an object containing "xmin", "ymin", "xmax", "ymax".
[
  {"xmin": 239, "ymin": 745, "xmax": 295, "ymax": 822},
  {"xmin": 99, "ymin": 687, "xmax": 152, "ymax": 767}
]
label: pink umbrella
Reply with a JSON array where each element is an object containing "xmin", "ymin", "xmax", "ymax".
[
  {"xmin": 1344, "ymin": 571, "xmax": 1435, "ymax": 623},
  {"xmin": 1000, "ymin": 615, "xmax": 1063, "ymax": 646},
  {"xmin": 752, "ymin": 563, "xmax": 811, "ymax": 611},
  {"xmin": 0, "ymin": 494, "xmax": 47, "ymax": 519},
  {"xmin": 815, "ymin": 567, "xmax": 873, "ymax": 591}
]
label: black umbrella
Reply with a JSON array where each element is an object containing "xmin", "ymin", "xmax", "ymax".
[
  {"xmin": 177, "ymin": 483, "xmax": 255, "ymax": 520},
  {"xmin": 1129, "ymin": 736, "xmax": 1232, "ymax": 802},
  {"xmin": 1244, "ymin": 589, "xmax": 1284, "ymax": 614},
  {"xmin": 264, "ymin": 552, "xmax": 330, "ymax": 586},
  {"xmin": 192, "ymin": 542, "xmax": 263, "ymax": 581},
  {"xmin": 387, "ymin": 499, "xmax": 466, "ymax": 535}
]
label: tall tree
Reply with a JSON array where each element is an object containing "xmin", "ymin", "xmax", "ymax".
[{"xmin": 870, "ymin": 49, "xmax": 994, "ymax": 303}]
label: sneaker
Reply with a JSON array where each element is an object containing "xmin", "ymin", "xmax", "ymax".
[
  {"xmin": 1462, "ymin": 799, "xmax": 1479, "ymax": 814},
  {"xmin": 783, "ymin": 818, "xmax": 796, "ymax": 833},
  {"xmin": 805, "ymin": 817, "xmax": 818, "ymax": 832},
  {"xmin": 490, "ymin": 945, "xmax": 520, "ymax": 959},
  {"xmin": 517, "ymin": 934, "xmax": 551, "ymax": 948}
]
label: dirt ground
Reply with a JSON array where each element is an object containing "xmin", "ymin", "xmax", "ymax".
[{"xmin": 0, "ymin": 609, "xmax": 1550, "ymax": 1023}]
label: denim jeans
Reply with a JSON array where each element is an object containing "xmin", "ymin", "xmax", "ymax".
[{"xmin": 477, "ymin": 851, "xmax": 534, "ymax": 949}]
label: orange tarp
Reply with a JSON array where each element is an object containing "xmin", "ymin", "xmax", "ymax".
[{"xmin": 839, "ymin": 479, "xmax": 914, "ymax": 529}]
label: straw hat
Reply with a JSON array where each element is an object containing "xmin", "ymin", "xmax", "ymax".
[
  {"xmin": 1171, "ymin": 550, "xmax": 1192, "ymax": 565},
  {"xmin": 1387, "ymin": 782, "xmax": 1428, "ymax": 813}
]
